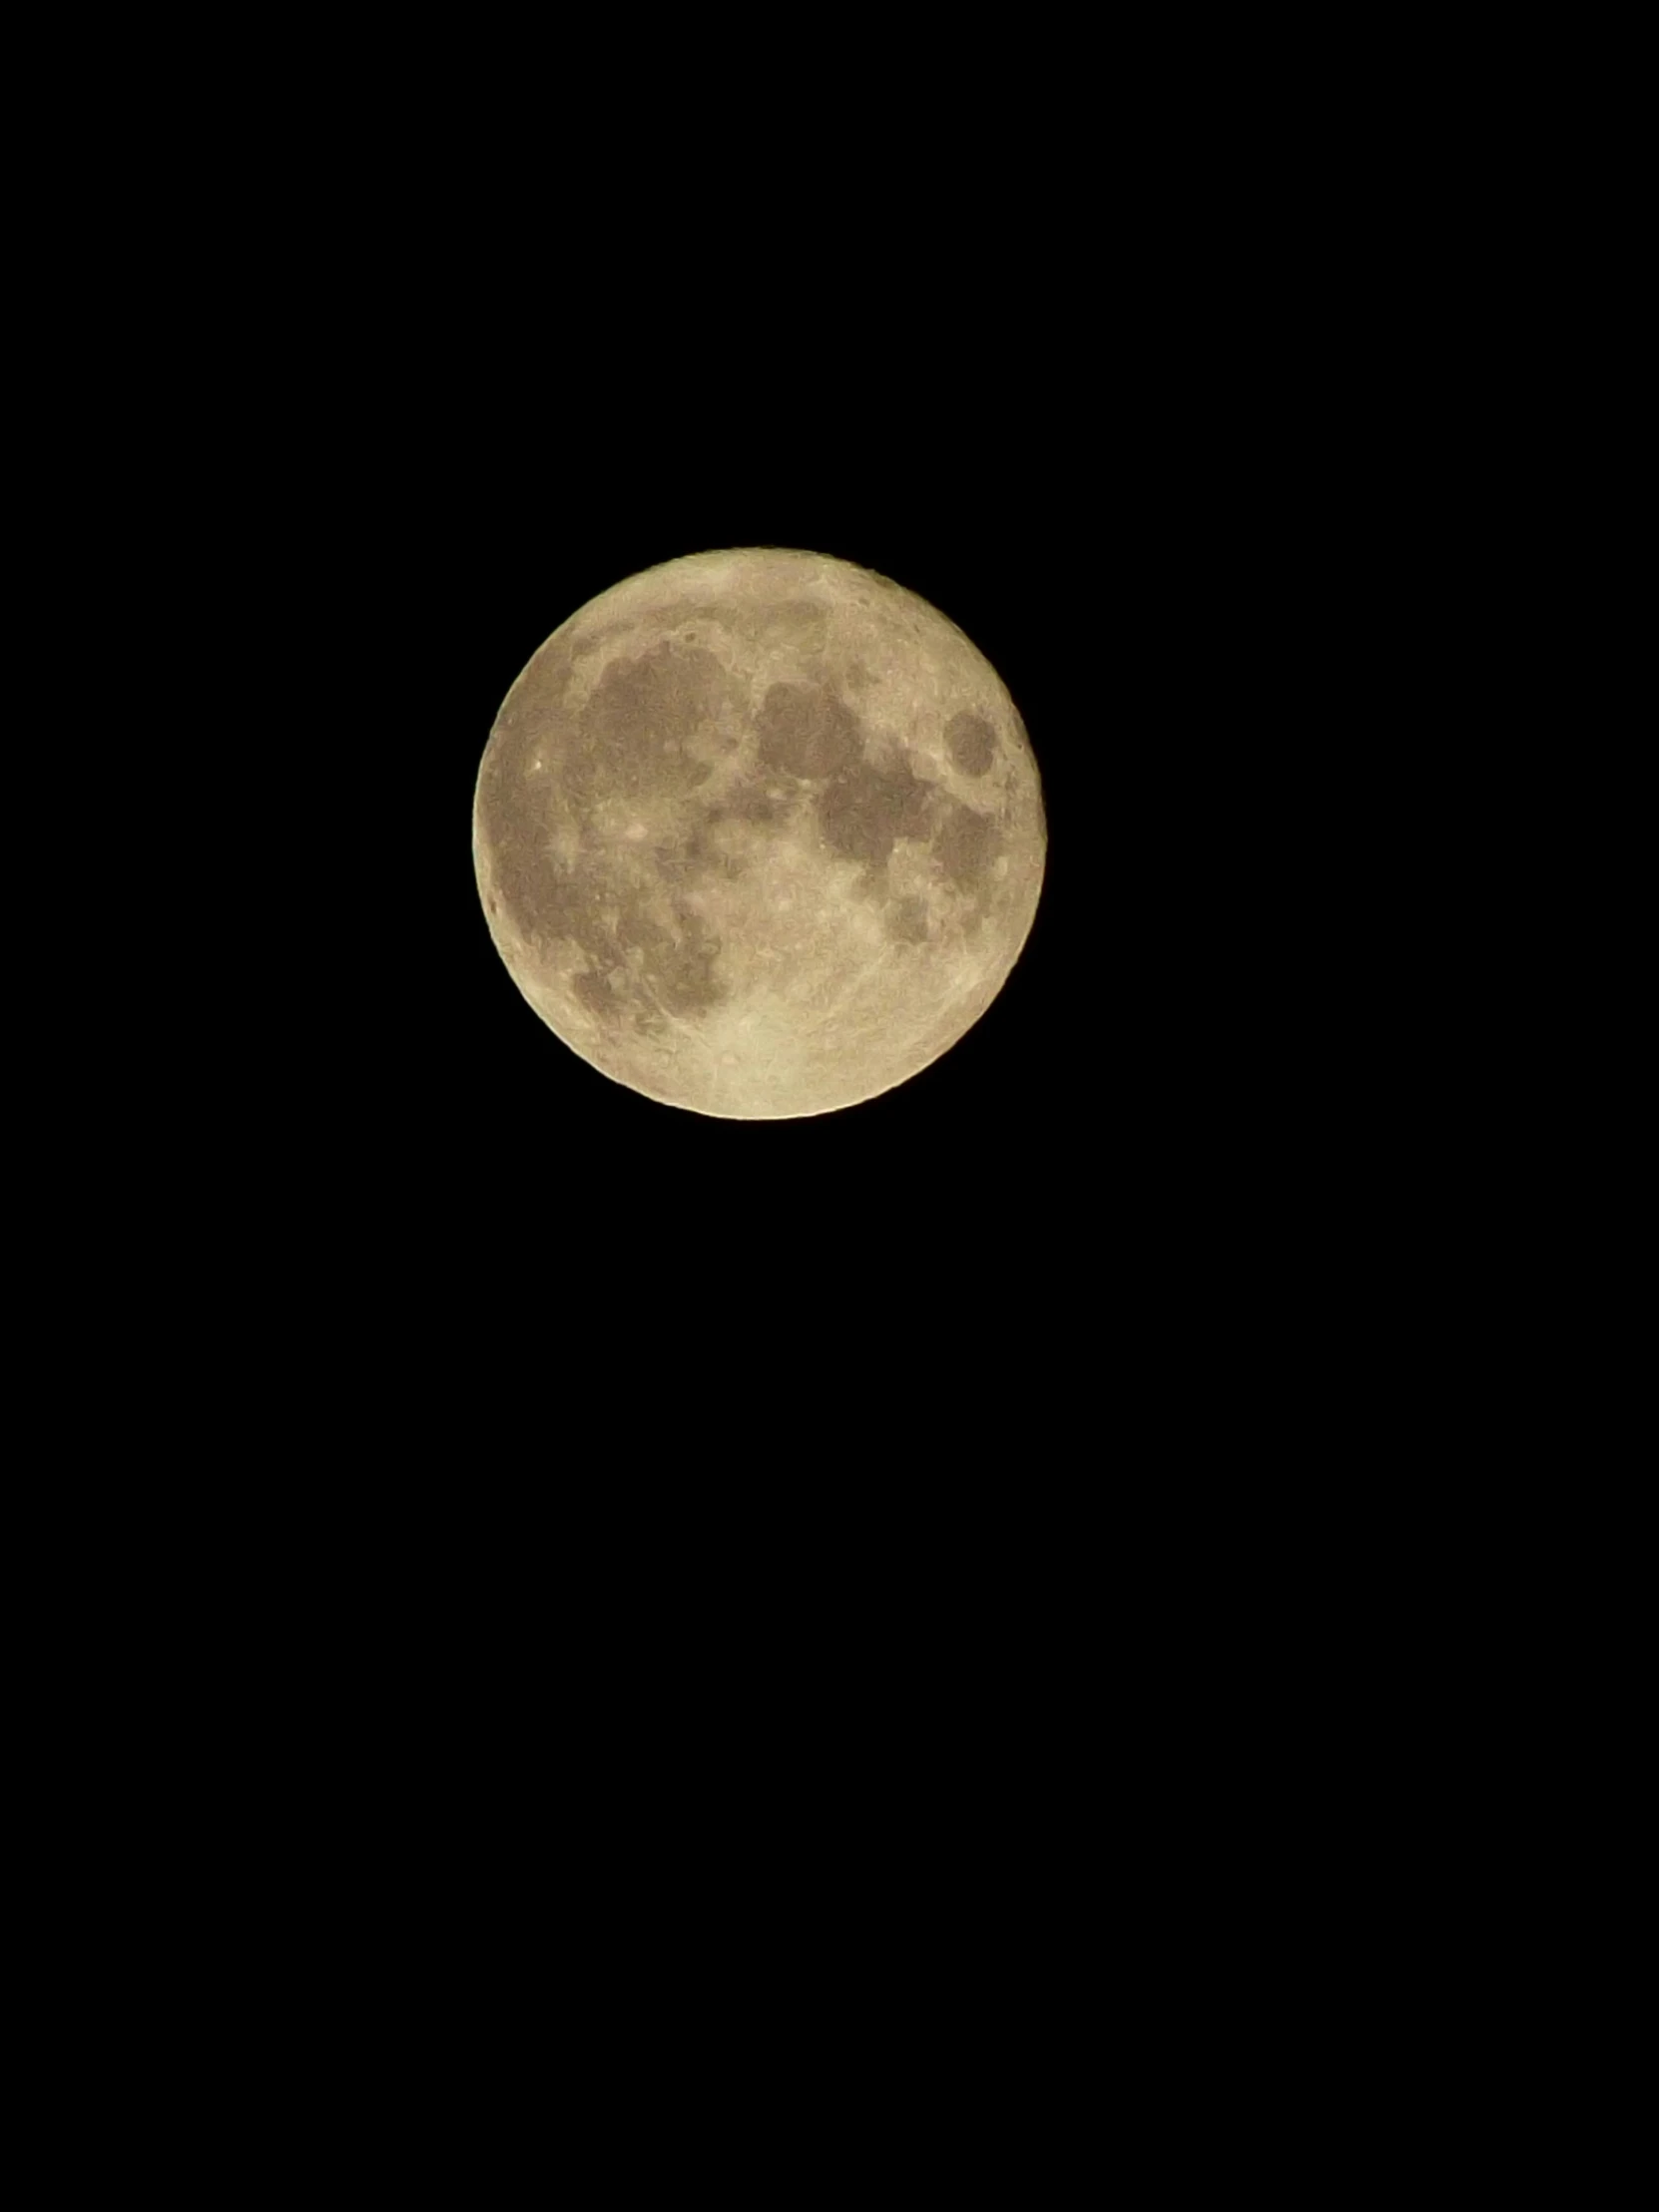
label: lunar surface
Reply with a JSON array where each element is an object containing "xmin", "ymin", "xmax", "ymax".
[{"xmin": 472, "ymin": 548, "xmax": 1045, "ymax": 1118}]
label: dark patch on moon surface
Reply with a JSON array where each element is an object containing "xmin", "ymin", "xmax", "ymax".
[
  {"xmin": 655, "ymin": 823, "xmax": 747, "ymax": 885},
  {"xmin": 573, "ymin": 641, "xmax": 724, "ymax": 804},
  {"xmin": 817, "ymin": 757, "xmax": 931, "ymax": 867},
  {"xmin": 885, "ymin": 895, "xmax": 929, "ymax": 945},
  {"xmin": 945, "ymin": 711, "xmax": 996, "ymax": 778},
  {"xmin": 616, "ymin": 906, "xmax": 670, "ymax": 957},
  {"xmin": 482, "ymin": 739, "xmax": 734, "ymax": 1035},
  {"xmin": 484, "ymin": 804, "xmax": 581, "ymax": 947},
  {"xmin": 932, "ymin": 800, "xmax": 1000, "ymax": 890},
  {"xmin": 567, "ymin": 886, "xmax": 727, "ymax": 1031},
  {"xmin": 498, "ymin": 636, "xmax": 576, "ymax": 736},
  {"xmin": 478, "ymin": 635, "xmax": 749, "ymax": 1040},
  {"xmin": 573, "ymin": 968, "xmax": 618, "ymax": 1016},
  {"xmin": 755, "ymin": 682, "xmax": 864, "ymax": 780},
  {"xmin": 508, "ymin": 853, "xmax": 613, "ymax": 966},
  {"xmin": 713, "ymin": 776, "xmax": 791, "ymax": 827},
  {"xmin": 648, "ymin": 837, "xmax": 702, "ymax": 891},
  {"xmin": 650, "ymin": 905, "xmax": 724, "ymax": 1017}
]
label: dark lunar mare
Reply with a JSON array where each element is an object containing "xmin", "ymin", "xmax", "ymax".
[
  {"xmin": 945, "ymin": 711, "xmax": 996, "ymax": 777},
  {"xmin": 817, "ymin": 758, "xmax": 932, "ymax": 867},
  {"xmin": 755, "ymin": 683, "xmax": 864, "ymax": 780},
  {"xmin": 479, "ymin": 631, "xmax": 737, "ymax": 1033}
]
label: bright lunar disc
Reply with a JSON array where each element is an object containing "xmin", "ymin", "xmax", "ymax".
[{"xmin": 472, "ymin": 548, "xmax": 1045, "ymax": 1119}]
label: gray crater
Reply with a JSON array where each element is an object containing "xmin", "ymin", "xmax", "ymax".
[{"xmin": 945, "ymin": 711, "xmax": 996, "ymax": 778}]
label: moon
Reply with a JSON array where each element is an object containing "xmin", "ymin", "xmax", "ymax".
[{"xmin": 472, "ymin": 548, "xmax": 1045, "ymax": 1119}]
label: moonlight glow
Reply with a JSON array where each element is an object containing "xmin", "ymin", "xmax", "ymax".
[{"xmin": 472, "ymin": 548, "xmax": 1045, "ymax": 1118}]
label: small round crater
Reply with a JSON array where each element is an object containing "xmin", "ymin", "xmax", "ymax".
[{"xmin": 945, "ymin": 711, "xmax": 996, "ymax": 778}]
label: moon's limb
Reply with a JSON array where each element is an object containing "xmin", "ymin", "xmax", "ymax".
[{"xmin": 472, "ymin": 548, "xmax": 1045, "ymax": 1119}]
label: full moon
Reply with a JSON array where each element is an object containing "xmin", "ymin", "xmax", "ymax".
[{"xmin": 472, "ymin": 548, "xmax": 1045, "ymax": 1119}]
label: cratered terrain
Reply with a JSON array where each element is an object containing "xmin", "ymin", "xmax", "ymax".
[{"xmin": 472, "ymin": 547, "xmax": 1045, "ymax": 1118}]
